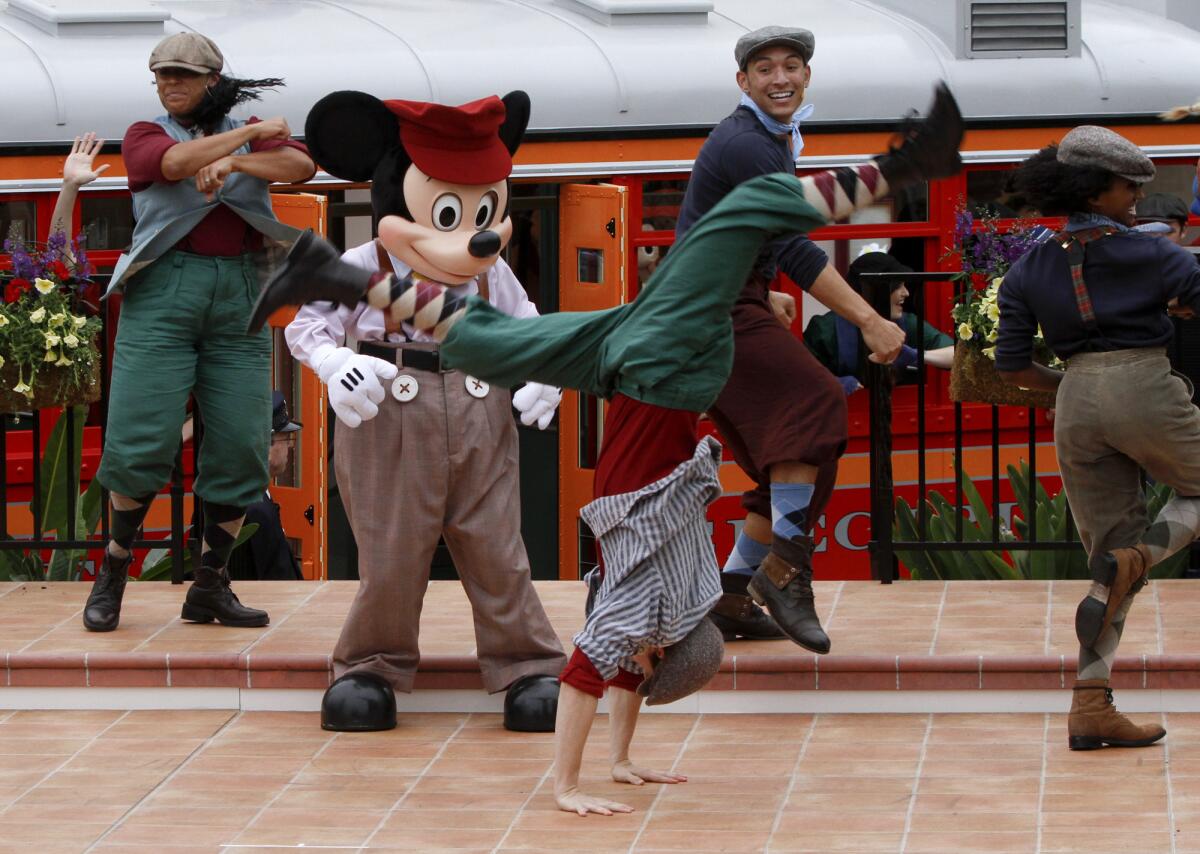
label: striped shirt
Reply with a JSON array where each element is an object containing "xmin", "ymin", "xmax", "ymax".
[{"xmin": 573, "ymin": 437, "xmax": 724, "ymax": 680}]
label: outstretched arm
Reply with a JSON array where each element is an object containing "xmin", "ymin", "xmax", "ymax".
[
  {"xmin": 554, "ymin": 683, "xmax": 633, "ymax": 816},
  {"xmin": 608, "ymin": 686, "xmax": 687, "ymax": 787},
  {"xmin": 808, "ymin": 264, "xmax": 905, "ymax": 364},
  {"xmin": 49, "ymin": 133, "xmax": 110, "ymax": 251}
]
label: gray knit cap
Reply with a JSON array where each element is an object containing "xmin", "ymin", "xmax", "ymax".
[
  {"xmin": 1057, "ymin": 125, "xmax": 1156, "ymax": 183},
  {"xmin": 637, "ymin": 618, "xmax": 724, "ymax": 706}
]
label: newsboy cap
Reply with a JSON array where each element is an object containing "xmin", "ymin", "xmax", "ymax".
[
  {"xmin": 149, "ymin": 32, "xmax": 224, "ymax": 74},
  {"xmin": 637, "ymin": 618, "xmax": 724, "ymax": 706},
  {"xmin": 1056, "ymin": 125, "xmax": 1155, "ymax": 184},
  {"xmin": 1137, "ymin": 192, "xmax": 1189, "ymax": 224},
  {"xmin": 735, "ymin": 25, "xmax": 815, "ymax": 69}
]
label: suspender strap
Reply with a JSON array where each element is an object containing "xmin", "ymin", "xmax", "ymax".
[{"xmin": 1056, "ymin": 225, "xmax": 1116, "ymax": 330}]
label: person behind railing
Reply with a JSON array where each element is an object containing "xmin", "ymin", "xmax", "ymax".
[
  {"xmin": 803, "ymin": 250, "xmax": 954, "ymax": 395},
  {"xmin": 1135, "ymin": 192, "xmax": 1190, "ymax": 246},
  {"xmin": 995, "ymin": 125, "xmax": 1200, "ymax": 752},
  {"xmin": 81, "ymin": 31, "xmax": 315, "ymax": 633}
]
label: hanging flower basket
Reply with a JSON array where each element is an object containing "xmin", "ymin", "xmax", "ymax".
[
  {"xmin": 949, "ymin": 344, "xmax": 1057, "ymax": 409},
  {"xmin": 0, "ymin": 343, "xmax": 100, "ymax": 414},
  {"xmin": 0, "ymin": 230, "xmax": 103, "ymax": 414}
]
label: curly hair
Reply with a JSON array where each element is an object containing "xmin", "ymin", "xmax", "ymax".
[
  {"xmin": 186, "ymin": 75, "xmax": 286, "ymax": 135},
  {"xmin": 1009, "ymin": 145, "xmax": 1117, "ymax": 216}
]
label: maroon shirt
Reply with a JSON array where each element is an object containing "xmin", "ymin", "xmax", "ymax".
[{"xmin": 123, "ymin": 116, "xmax": 312, "ymax": 257}]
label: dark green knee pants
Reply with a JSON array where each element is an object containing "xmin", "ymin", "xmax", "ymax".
[{"xmin": 97, "ymin": 250, "xmax": 271, "ymax": 508}]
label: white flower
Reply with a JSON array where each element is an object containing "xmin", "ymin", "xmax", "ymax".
[
  {"xmin": 986, "ymin": 303, "xmax": 1001, "ymax": 323},
  {"xmin": 28, "ymin": 307, "xmax": 46, "ymax": 324},
  {"xmin": 958, "ymin": 323, "xmax": 974, "ymax": 341},
  {"xmin": 48, "ymin": 312, "xmax": 66, "ymax": 326},
  {"xmin": 72, "ymin": 315, "xmax": 86, "ymax": 329},
  {"xmin": 13, "ymin": 381, "xmax": 31, "ymax": 396},
  {"xmin": 62, "ymin": 333, "xmax": 79, "ymax": 349},
  {"xmin": 0, "ymin": 354, "xmax": 7, "ymax": 369},
  {"xmin": 55, "ymin": 354, "xmax": 72, "ymax": 367},
  {"xmin": 33, "ymin": 278, "xmax": 55, "ymax": 295},
  {"xmin": 44, "ymin": 350, "xmax": 56, "ymax": 362},
  {"xmin": 983, "ymin": 345, "xmax": 997, "ymax": 360},
  {"xmin": 0, "ymin": 315, "xmax": 8, "ymax": 328},
  {"xmin": 43, "ymin": 332, "xmax": 60, "ymax": 348},
  {"xmin": 987, "ymin": 327, "xmax": 999, "ymax": 342}
]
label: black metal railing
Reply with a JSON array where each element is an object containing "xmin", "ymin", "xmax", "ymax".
[{"xmin": 861, "ymin": 271, "xmax": 1081, "ymax": 583}]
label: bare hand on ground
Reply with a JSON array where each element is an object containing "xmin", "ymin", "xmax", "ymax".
[
  {"xmin": 555, "ymin": 787, "xmax": 634, "ymax": 816},
  {"xmin": 611, "ymin": 760, "xmax": 687, "ymax": 786}
]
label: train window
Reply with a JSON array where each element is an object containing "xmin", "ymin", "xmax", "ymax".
[
  {"xmin": 965, "ymin": 169, "xmax": 1030, "ymax": 216},
  {"xmin": 577, "ymin": 248, "xmax": 604, "ymax": 283},
  {"xmin": 80, "ymin": 196, "xmax": 133, "ymax": 251},
  {"xmin": 0, "ymin": 201, "xmax": 35, "ymax": 244},
  {"xmin": 642, "ymin": 179, "xmax": 688, "ymax": 231}
]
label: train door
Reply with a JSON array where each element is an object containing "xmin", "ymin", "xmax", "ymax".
[
  {"xmin": 265, "ymin": 192, "xmax": 328, "ymax": 579},
  {"xmin": 556, "ymin": 183, "xmax": 627, "ymax": 579}
]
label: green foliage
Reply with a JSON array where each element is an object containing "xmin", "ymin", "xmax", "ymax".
[{"xmin": 894, "ymin": 459, "xmax": 1189, "ymax": 580}]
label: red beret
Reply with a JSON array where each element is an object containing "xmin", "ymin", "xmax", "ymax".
[{"xmin": 383, "ymin": 96, "xmax": 511, "ymax": 185}]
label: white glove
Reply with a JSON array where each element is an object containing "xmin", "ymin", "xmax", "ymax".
[
  {"xmin": 316, "ymin": 347, "xmax": 398, "ymax": 428},
  {"xmin": 512, "ymin": 382, "xmax": 562, "ymax": 430}
]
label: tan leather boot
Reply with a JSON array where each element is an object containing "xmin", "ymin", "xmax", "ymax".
[
  {"xmin": 1077, "ymin": 544, "xmax": 1151, "ymax": 647},
  {"xmin": 1068, "ymin": 679, "xmax": 1165, "ymax": 750}
]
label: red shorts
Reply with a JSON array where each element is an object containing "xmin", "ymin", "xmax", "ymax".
[{"xmin": 559, "ymin": 647, "xmax": 643, "ymax": 699}]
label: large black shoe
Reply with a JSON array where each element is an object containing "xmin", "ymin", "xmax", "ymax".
[
  {"xmin": 876, "ymin": 81, "xmax": 964, "ymax": 189},
  {"xmin": 746, "ymin": 535, "xmax": 831, "ymax": 655},
  {"xmin": 322, "ymin": 672, "xmax": 397, "ymax": 732},
  {"xmin": 82, "ymin": 552, "xmax": 131, "ymax": 632},
  {"xmin": 709, "ymin": 573, "xmax": 786, "ymax": 641},
  {"xmin": 503, "ymin": 674, "xmax": 559, "ymax": 732},
  {"xmin": 181, "ymin": 574, "xmax": 269, "ymax": 628},
  {"xmin": 248, "ymin": 229, "xmax": 378, "ymax": 332}
]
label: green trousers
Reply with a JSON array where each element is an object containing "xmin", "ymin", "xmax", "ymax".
[
  {"xmin": 441, "ymin": 173, "xmax": 828, "ymax": 412},
  {"xmin": 97, "ymin": 250, "xmax": 271, "ymax": 508}
]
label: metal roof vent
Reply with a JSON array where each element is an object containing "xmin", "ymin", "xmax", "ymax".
[
  {"xmin": 558, "ymin": 0, "xmax": 712, "ymax": 26},
  {"xmin": 3, "ymin": 0, "xmax": 170, "ymax": 37},
  {"xmin": 959, "ymin": 0, "xmax": 1079, "ymax": 58}
]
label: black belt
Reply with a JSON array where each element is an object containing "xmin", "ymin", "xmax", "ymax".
[{"xmin": 359, "ymin": 342, "xmax": 447, "ymax": 373}]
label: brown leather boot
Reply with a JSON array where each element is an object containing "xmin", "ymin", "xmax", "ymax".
[
  {"xmin": 1076, "ymin": 544, "xmax": 1151, "ymax": 647},
  {"xmin": 1068, "ymin": 678, "xmax": 1165, "ymax": 750},
  {"xmin": 709, "ymin": 573, "xmax": 786, "ymax": 641},
  {"xmin": 747, "ymin": 535, "xmax": 830, "ymax": 654}
]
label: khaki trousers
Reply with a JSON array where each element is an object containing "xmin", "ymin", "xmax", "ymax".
[
  {"xmin": 1055, "ymin": 348, "xmax": 1200, "ymax": 559},
  {"xmin": 332, "ymin": 358, "xmax": 566, "ymax": 693}
]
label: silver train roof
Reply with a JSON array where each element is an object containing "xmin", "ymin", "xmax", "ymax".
[{"xmin": 1, "ymin": 0, "xmax": 1199, "ymax": 145}]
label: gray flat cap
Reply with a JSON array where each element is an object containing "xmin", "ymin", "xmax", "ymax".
[
  {"xmin": 637, "ymin": 618, "xmax": 724, "ymax": 706},
  {"xmin": 1057, "ymin": 125, "xmax": 1155, "ymax": 183},
  {"xmin": 1137, "ymin": 192, "xmax": 1189, "ymax": 224},
  {"xmin": 735, "ymin": 26, "xmax": 815, "ymax": 69},
  {"xmin": 150, "ymin": 32, "xmax": 223, "ymax": 74}
]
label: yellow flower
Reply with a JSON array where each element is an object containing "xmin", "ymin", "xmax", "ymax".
[
  {"xmin": 72, "ymin": 315, "xmax": 86, "ymax": 329},
  {"xmin": 43, "ymin": 332, "xmax": 60, "ymax": 348},
  {"xmin": 987, "ymin": 327, "xmax": 999, "ymax": 342},
  {"xmin": 34, "ymin": 278, "xmax": 55, "ymax": 295},
  {"xmin": 0, "ymin": 354, "xmax": 6, "ymax": 369},
  {"xmin": 28, "ymin": 307, "xmax": 46, "ymax": 324},
  {"xmin": 0, "ymin": 315, "xmax": 8, "ymax": 328},
  {"xmin": 983, "ymin": 345, "xmax": 997, "ymax": 360},
  {"xmin": 48, "ymin": 312, "xmax": 66, "ymax": 326},
  {"xmin": 55, "ymin": 354, "xmax": 72, "ymax": 367},
  {"xmin": 957, "ymin": 323, "xmax": 974, "ymax": 341},
  {"xmin": 13, "ymin": 381, "xmax": 30, "ymax": 396},
  {"xmin": 44, "ymin": 350, "xmax": 56, "ymax": 362},
  {"xmin": 62, "ymin": 333, "xmax": 79, "ymax": 349},
  {"xmin": 986, "ymin": 303, "xmax": 1001, "ymax": 323}
]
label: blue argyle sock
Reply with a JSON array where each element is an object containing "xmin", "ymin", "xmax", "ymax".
[
  {"xmin": 722, "ymin": 531, "xmax": 771, "ymax": 578},
  {"xmin": 771, "ymin": 482, "xmax": 815, "ymax": 541}
]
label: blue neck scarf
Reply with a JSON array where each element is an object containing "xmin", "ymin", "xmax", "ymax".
[
  {"xmin": 1065, "ymin": 212, "xmax": 1130, "ymax": 233},
  {"xmin": 738, "ymin": 93, "xmax": 814, "ymax": 162}
]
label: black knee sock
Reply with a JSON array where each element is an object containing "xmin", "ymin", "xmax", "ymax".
[
  {"xmin": 107, "ymin": 492, "xmax": 156, "ymax": 561},
  {"xmin": 195, "ymin": 502, "xmax": 245, "ymax": 587}
]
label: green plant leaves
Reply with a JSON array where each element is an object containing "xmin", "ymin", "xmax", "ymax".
[{"xmin": 137, "ymin": 523, "xmax": 260, "ymax": 582}]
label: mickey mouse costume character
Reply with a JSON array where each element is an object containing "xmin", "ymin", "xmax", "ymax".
[{"xmin": 285, "ymin": 90, "xmax": 567, "ymax": 733}]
